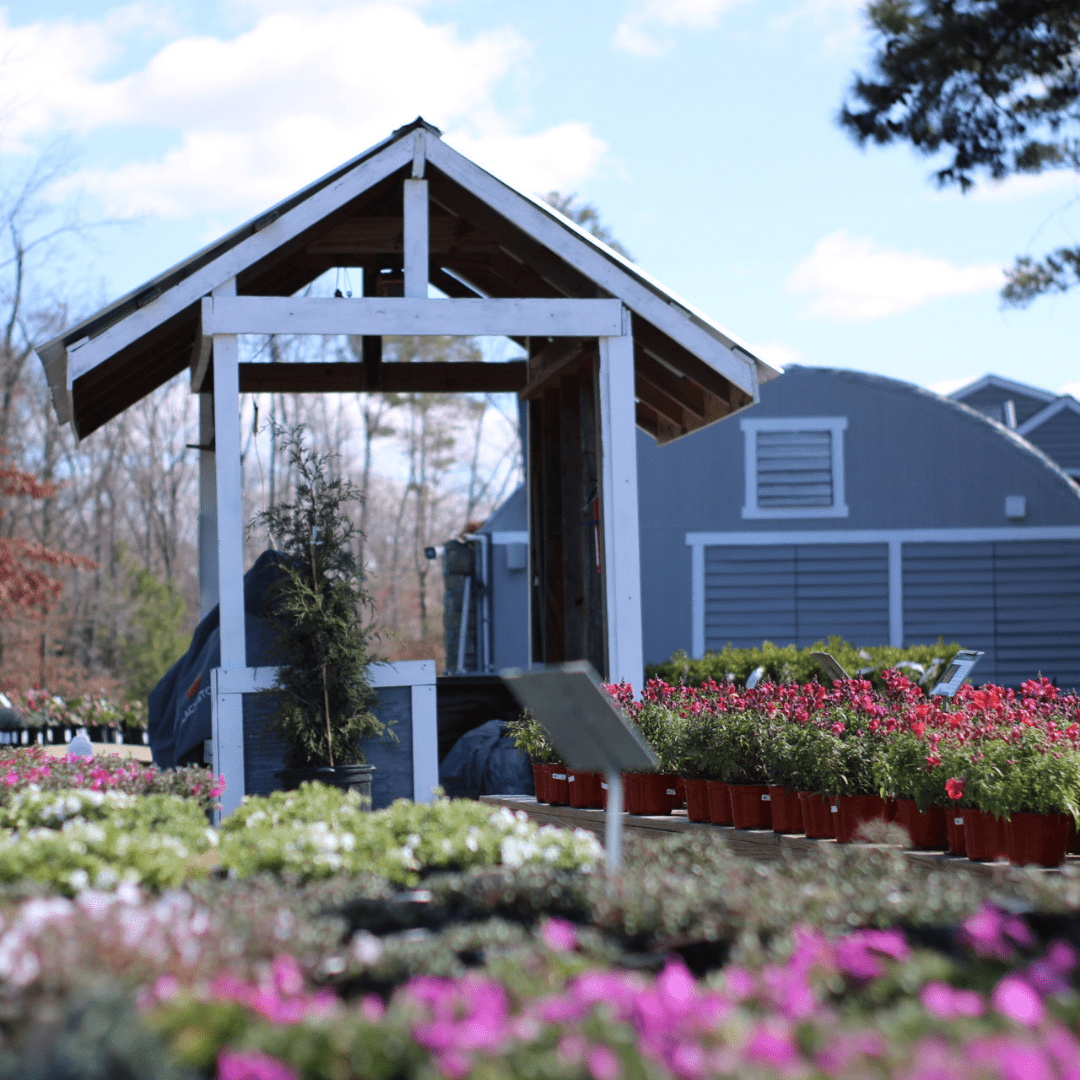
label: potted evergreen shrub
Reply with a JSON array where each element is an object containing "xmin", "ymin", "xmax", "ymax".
[
  {"xmin": 507, "ymin": 710, "xmax": 568, "ymax": 805},
  {"xmin": 255, "ymin": 427, "xmax": 387, "ymax": 801}
]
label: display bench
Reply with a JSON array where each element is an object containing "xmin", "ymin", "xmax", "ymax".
[
  {"xmin": 212, "ymin": 660, "xmax": 437, "ymax": 815},
  {"xmin": 479, "ymin": 795, "xmax": 1080, "ymax": 878}
]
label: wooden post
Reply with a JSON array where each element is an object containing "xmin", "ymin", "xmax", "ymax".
[
  {"xmin": 211, "ymin": 277, "xmax": 246, "ymax": 815},
  {"xmin": 579, "ymin": 358, "xmax": 607, "ymax": 677},
  {"xmin": 403, "ymin": 178, "xmax": 429, "ymax": 299},
  {"xmin": 198, "ymin": 393, "xmax": 218, "ymax": 621},
  {"xmin": 598, "ymin": 314, "xmax": 644, "ymax": 692}
]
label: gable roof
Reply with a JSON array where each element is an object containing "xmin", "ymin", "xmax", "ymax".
[
  {"xmin": 1017, "ymin": 394, "xmax": 1080, "ymax": 436},
  {"xmin": 38, "ymin": 118, "xmax": 777, "ymax": 441},
  {"xmin": 950, "ymin": 374, "xmax": 1057, "ymax": 407}
]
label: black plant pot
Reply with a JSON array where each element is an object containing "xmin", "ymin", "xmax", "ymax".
[{"xmin": 278, "ymin": 764, "xmax": 375, "ymax": 805}]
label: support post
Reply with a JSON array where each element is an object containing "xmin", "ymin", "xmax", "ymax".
[
  {"xmin": 598, "ymin": 314, "xmax": 644, "ymax": 692},
  {"xmin": 403, "ymin": 178, "xmax": 429, "ymax": 299},
  {"xmin": 604, "ymin": 770, "xmax": 623, "ymax": 874},
  {"xmin": 212, "ymin": 321, "xmax": 246, "ymax": 817},
  {"xmin": 198, "ymin": 394, "xmax": 218, "ymax": 621}
]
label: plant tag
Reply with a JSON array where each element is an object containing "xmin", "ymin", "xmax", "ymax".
[
  {"xmin": 666, "ymin": 789, "xmax": 677, "ymax": 795},
  {"xmin": 955, "ymin": 817, "xmax": 964, "ymax": 826},
  {"xmin": 567, "ymin": 775, "xmax": 576, "ymax": 782},
  {"xmin": 830, "ymin": 804, "xmax": 838, "ymax": 812},
  {"xmin": 552, "ymin": 773, "xmax": 566, "ymax": 780},
  {"xmin": 761, "ymin": 794, "xmax": 771, "ymax": 801},
  {"xmin": 600, "ymin": 783, "xmax": 608, "ymax": 790}
]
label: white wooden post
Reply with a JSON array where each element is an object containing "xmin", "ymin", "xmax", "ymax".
[
  {"xmin": 598, "ymin": 313, "xmax": 644, "ymax": 693},
  {"xmin": 198, "ymin": 393, "xmax": 218, "ymax": 621},
  {"xmin": 211, "ymin": 279, "xmax": 246, "ymax": 816},
  {"xmin": 403, "ymin": 179, "xmax": 429, "ymax": 299}
]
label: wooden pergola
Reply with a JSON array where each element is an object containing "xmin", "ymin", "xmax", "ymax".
[{"xmin": 36, "ymin": 118, "xmax": 777, "ymax": 812}]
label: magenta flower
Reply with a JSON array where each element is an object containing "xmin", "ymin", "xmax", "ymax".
[
  {"xmin": 992, "ymin": 976, "xmax": 1045, "ymax": 1027},
  {"xmin": 586, "ymin": 1044, "xmax": 621, "ymax": 1080},
  {"xmin": 217, "ymin": 1050, "xmax": 299, "ymax": 1080},
  {"xmin": 920, "ymin": 981, "xmax": 985, "ymax": 1019},
  {"xmin": 540, "ymin": 917, "xmax": 578, "ymax": 953}
]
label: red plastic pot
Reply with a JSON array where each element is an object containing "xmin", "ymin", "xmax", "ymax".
[
  {"xmin": 728, "ymin": 783, "xmax": 772, "ymax": 830},
  {"xmin": 963, "ymin": 808, "xmax": 1007, "ymax": 862},
  {"xmin": 1005, "ymin": 812, "xmax": 1070, "ymax": 868},
  {"xmin": 798, "ymin": 792, "xmax": 831, "ymax": 838},
  {"xmin": 835, "ymin": 795, "xmax": 888, "ymax": 843},
  {"xmin": 706, "ymin": 780, "xmax": 733, "ymax": 825},
  {"xmin": 893, "ymin": 800, "xmax": 948, "ymax": 850},
  {"xmin": 683, "ymin": 778, "xmax": 710, "ymax": 823},
  {"xmin": 672, "ymin": 777, "xmax": 686, "ymax": 810},
  {"xmin": 828, "ymin": 795, "xmax": 839, "ymax": 838},
  {"xmin": 544, "ymin": 764, "xmax": 569, "ymax": 806},
  {"xmin": 567, "ymin": 770, "xmax": 604, "ymax": 809},
  {"xmin": 622, "ymin": 773, "xmax": 674, "ymax": 816},
  {"xmin": 532, "ymin": 764, "xmax": 547, "ymax": 804},
  {"xmin": 769, "ymin": 786, "xmax": 804, "ymax": 834},
  {"xmin": 946, "ymin": 808, "xmax": 967, "ymax": 856},
  {"xmin": 1070, "ymin": 818, "xmax": 1080, "ymax": 856}
]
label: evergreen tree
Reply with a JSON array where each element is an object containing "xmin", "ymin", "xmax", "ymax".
[
  {"xmin": 840, "ymin": 1, "xmax": 1080, "ymax": 305},
  {"xmin": 255, "ymin": 427, "xmax": 383, "ymax": 769},
  {"xmin": 117, "ymin": 560, "xmax": 189, "ymax": 703}
]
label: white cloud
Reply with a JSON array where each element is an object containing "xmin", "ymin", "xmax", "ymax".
[
  {"xmin": 748, "ymin": 339, "xmax": 805, "ymax": 370},
  {"xmin": 613, "ymin": 0, "xmax": 749, "ymax": 55},
  {"xmin": 970, "ymin": 170, "xmax": 1079, "ymax": 203},
  {"xmin": 1058, "ymin": 380, "xmax": 1080, "ymax": 399},
  {"xmin": 928, "ymin": 376, "xmax": 978, "ymax": 397},
  {"xmin": 787, "ymin": 230, "xmax": 1003, "ymax": 322},
  {"xmin": 2, "ymin": 3, "xmax": 605, "ymax": 219}
]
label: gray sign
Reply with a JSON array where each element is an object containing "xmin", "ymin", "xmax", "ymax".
[
  {"xmin": 501, "ymin": 661, "xmax": 657, "ymax": 774},
  {"xmin": 930, "ymin": 650, "xmax": 984, "ymax": 698}
]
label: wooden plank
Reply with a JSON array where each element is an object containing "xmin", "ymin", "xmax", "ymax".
[
  {"xmin": 636, "ymin": 400, "xmax": 661, "ymax": 440},
  {"xmin": 560, "ymin": 373, "xmax": 586, "ymax": 661},
  {"xmin": 203, "ymin": 296, "xmax": 623, "ymax": 338},
  {"xmin": 519, "ymin": 339, "xmax": 587, "ymax": 399},
  {"xmin": 403, "ymin": 179, "xmax": 429, "ymax": 299},
  {"xmin": 197, "ymin": 394, "xmax": 218, "ymax": 620},
  {"xmin": 599, "ymin": 329, "xmax": 644, "ymax": 691},
  {"xmin": 430, "ymin": 266, "xmax": 482, "ymax": 299},
  {"xmin": 425, "ymin": 138, "xmax": 761, "ymax": 399},
  {"xmin": 541, "ymin": 386, "xmax": 566, "ymax": 661},
  {"xmin": 528, "ymin": 397, "xmax": 545, "ymax": 664},
  {"xmin": 361, "ymin": 266, "xmax": 383, "ymax": 390},
  {"xmin": 67, "ymin": 137, "xmax": 414, "ymax": 385},
  {"xmin": 635, "ymin": 371, "xmax": 687, "ymax": 429},
  {"xmin": 635, "ymin": 347, "xmax": 706, "ymax": 418},
  {"xmin": 238, "ymin": 360, "xmax": 527, "ymax": 394},
  {"xmin": 579, "ymin": 363, "xmax": 607, "ymax": 677}
]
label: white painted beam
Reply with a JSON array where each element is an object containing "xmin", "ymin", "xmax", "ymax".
[
  {"xmin": 201, "ymin": 296, "xmax": 623, "ymax": 338},
  {"xmin": 599, "ymin": 321, "xmax": 644, "ymax": 693},
  {"xmin": 67, "ymin": 137, "xmax": 414, "ymax": 385},
  {"xmin": 212, "ymin": 331, "xmax": 246, "ymax": 816},
  {"xmin": 403, "ymin": 178, "xmax": 429, "ymax": 299}
]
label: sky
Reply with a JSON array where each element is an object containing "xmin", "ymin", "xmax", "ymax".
[{"xmin": 1, "ymin": 0, "xmax": 1078, "ymax": 399}]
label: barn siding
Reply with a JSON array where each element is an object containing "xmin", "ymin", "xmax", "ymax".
[
  {"xmin": 1026, "ymin": 409, "xmax": 1080, "ymax": 476},
  {"xmin": 959, "ymin": 385, "xmax": 1049, "ymax": 426},
  {"xmin": 704, "ymin": 542, "xmax": 888, "ymax": 651}
]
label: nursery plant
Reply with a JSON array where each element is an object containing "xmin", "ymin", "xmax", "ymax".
[{"xmin": 255, "ymin": 426, "xmax": 385, "ymax": 777}]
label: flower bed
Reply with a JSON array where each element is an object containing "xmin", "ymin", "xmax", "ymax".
[
  {"xmin": 0, "ymin": 689, "xmax": 147, "ymax": 742},
  {"xmin": 524, "ymin": 672, "xmax": 1080, "ymax": 868}
]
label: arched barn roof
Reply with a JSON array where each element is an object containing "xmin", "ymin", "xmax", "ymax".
[{"xmin": 37, "ymin": 117, "xmax": 778, "ymax": 440}]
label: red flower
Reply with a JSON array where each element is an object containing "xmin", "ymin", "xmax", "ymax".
[{"xmin": 945, "ymin": 777, "xmax": 965, "ymax": 801}]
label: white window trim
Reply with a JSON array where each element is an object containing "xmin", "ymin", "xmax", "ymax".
[{"xmin": 740, "ymin": 416, "xmax": 848, "ymax": 520}]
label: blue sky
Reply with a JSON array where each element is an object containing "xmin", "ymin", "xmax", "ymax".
[{"xmin": 3, "ymin": 0, "xmax": 1078, "ymax": 397}]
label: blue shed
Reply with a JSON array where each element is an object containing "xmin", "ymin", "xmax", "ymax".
[{"xmin": 467, "ymin": 367, "xmax": 1080, "ymax": 689}]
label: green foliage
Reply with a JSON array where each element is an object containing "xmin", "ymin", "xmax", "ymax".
[
  {"xmin": 841, "ymin": 0, "xmax": 1080, "ymax": 305},
  {"xmin": 649, "ymin": 636, "xmax": 963, "ymax": 692},
  {"xmin": 117, "ymin": 560, "xmax": 189, "ymax": 703},
  {"xmin": 963, "ymin": 729, "xmax": 1080, "ymax": 820},
  {"xmin": 255, "ymin": 426, "xmax": 382, "ymax": 768},
  {"xmin": 874, "ymin": 730, "xmax": 951, "ymax": 810},
  {"xmin": 218, "ymin": 785, "xmax": 603, "ymax": 884},
  {"xmin": 506, "ymin": 709, "xmax": 559, "ymax": 764}
]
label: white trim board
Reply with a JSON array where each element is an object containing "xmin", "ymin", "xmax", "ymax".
[
  {"xmin": 62, "ymin": 137, "xmax": 415, "ymax": 391},
  {"xmin": 200, "ymin": 295, "xmax": 623, "ymax": 338},
  {"xmin": 950, "ymin": 374, "xmax": 1056, "ymax": 405},
  {"xmin": 685, "ymin": 526, "xmax": 1080, "ymax": 659},
  {"xmin": 490, "ymin": 531, "xmax": 528, "ymax": 545},
  {"xmin": 1017, "ymin": 395, "xmax": 1080, "ymax": 437}
]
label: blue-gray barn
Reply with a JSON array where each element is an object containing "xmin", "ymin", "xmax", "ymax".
[{"xmin": 452, "ymin": 368, "xmax": 1080, "ymax": 689}]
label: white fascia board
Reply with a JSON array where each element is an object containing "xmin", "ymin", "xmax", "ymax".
[
  {"xmin": 490, "ymin": 531, "xmax": 529, "ymax": 545},
  {"xmin": 950, "ymin": 374, "xmax": 1057, "ymax": 404},
  {"xmin": 1017, "ymin": 395, "xmax": 1080, "ymax": 436},
  {"xmin": 424, "ymin": 137, "xmax": 761, "ymax": 400},
  {"xmin": 67, "ymin": 136, "xmax": 414, "ymax": 386},
  {"xmin": 201, "ymin": 295, "xmax": 623, "ymax": 337},
  {"xmin": 213, "ymin": 659, "xmax": 436, "ymax": 694},
  {"xmin": 686, "ymin": 526, "xmax": 1080, "ymax": 546}
]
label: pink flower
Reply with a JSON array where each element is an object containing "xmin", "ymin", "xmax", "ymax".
[
  {"xmin": 992, "ymin": 976, "xmax": 1045, "ymax": 1027},
  {"xmin": 217, "ymin": 1050, "xmax": 299, "ymax": 1080},
  {"xmin": 586, "ymin": 1045, "xmax": 621, "ymax": 1080},
  {"xmin": 945, "ymin": 777, "xmax": 965, "ymax": 800},
  {"xmin": 541, "ymin": 917, "xmax": 578, "ymax": 953},
  {"xmin": 3, "ymin": 771, "xmax": 17, "ymax": 786},
  {"xmin": 920, "ymin": 981, "xmax": 985, "ymax": 1019}
]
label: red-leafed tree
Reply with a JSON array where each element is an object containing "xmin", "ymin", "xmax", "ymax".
[{"xmin": 0, "ymin": 458, "xmax": 94, "ymax": 618}]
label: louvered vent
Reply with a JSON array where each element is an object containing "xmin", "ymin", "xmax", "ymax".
[{"xmin": 756, "ymin": 429, "xmax": 833, "ymax": 509}]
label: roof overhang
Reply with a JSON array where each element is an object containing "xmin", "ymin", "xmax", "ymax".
[{"xmin": 38, "ymin": 118, "xmax": 777, "ymax": 442}]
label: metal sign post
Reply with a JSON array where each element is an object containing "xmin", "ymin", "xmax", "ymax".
[{"xmin": 501, "ymin": 661, "xmax": 657, "ymax": 873}]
